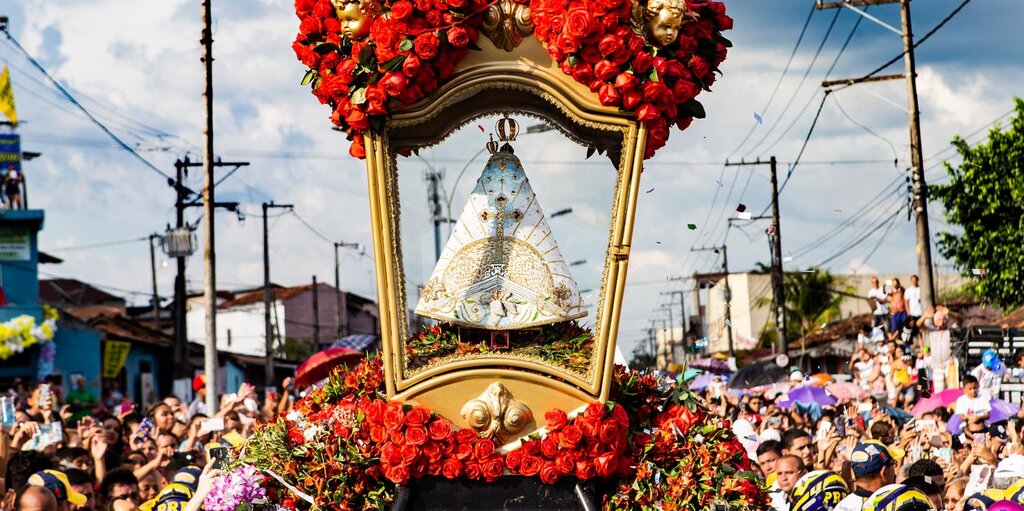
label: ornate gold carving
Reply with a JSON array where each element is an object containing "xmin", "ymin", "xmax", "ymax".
[
  {"xmin": 630, "ymin": 0, "xmax": 698, "ymax": 47},
  {"xmin": 460, "ymin": 382, "xmax": 533, "ymax": 442},
  {"xmin": 330, "ymin": 0, "xmax": 382, "ymax": 41},
  {"xmin": 481, "ymin": 0, "xmax": 535, "ymax": 51}
]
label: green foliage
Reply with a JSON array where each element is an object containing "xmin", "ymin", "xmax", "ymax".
[
  {"xmin": 277, "ymin": 337, "xmax": 315, "ymax": 361},
  {"xmin": 931, "ymin": 98, "xmax": 1024, "ymax": 310},
  {"xmin": 759, "ymin": 269, "xmax": 846, "ymax": 341}
]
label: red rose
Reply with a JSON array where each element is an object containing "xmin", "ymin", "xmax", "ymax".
[
  {"xmin": 505, "ymin": 449, "xmax": 523, "ymax": 470},
  {"xmin": 345, "ymin": 109, "xmax": 370, "ymax": 131},
  {"xmin": 539, "ymin": 461, "xmax": 562, "ymax": 484},
  {"xmin": 580, "ymin": 45, "xmax": 602, "ymax": 64},
  {"xmin": 465, "ymin": 461, "xmax": 482, "ymax": 480},
  {"xmin": 286, "ymin": 427, "xmax": 304, "ymax": 445},
  {"xmin": 636, "ymin": 102, "xmax": 660, "ymax": 123},
  {"xmin": 616, "ymin": 454, "xmax": 633, "ymax": 477},
  {"xmin": 441, "ymin": 457, "xmax": 463, "ymax": 479},
  {"xmin": 632, "ymin": 52, "xmax": 653, "ymax": 74},
  {"xmin": 559, "ymin": 424, "xmax": 583, "ymax": 448},
  {"xmin": 598, "ymin": 35, "xmax": 622, "ymax": 57},
  {"xmin": 540, "ymin": 436, "xmax": 559, "ymax": 459},
  {"xmin": 594, "ymin": 452, "xmax": 616, "ymax": 478},
  {"xmin": 689, "ymin": 55, "xmax": 711, "ymax": 79},
  {"xmin": 571, "ymin": 64, "xmax": 595, "ymax": 85},
  {"xmin": 593, "ymin": 60, "xmax": 618, "ymax": 81},
  {"xmin": 297, "ymin": 45, "xmax": 319, "ymax": 68},
  {"xmin": 641, "ymin": 80, "xmax": 669, "ymax": 104},
  {"xmin": 422, "ymin": 441, "xmax": 443, "ymax": 462},
  {"xmin": 482, "ymin": 457, "xmax": 505, "ymax": 481},
  {"xmin": 447, "ymin": 26, "xmax": 469, "ymax": 48},
  {"xmin": 598, "ymin": 421, "xmax": 622, "ymax": 445},
  {"xmin": 521, "ymin": 439, "xmax": 541, "ymax": 455},
  {"xmin": 414, "ymin": 0, "xmax": 431, "ymax": 10},
  {"xmin": 575, "ymin": 460, "xmax": 596, "ymax": 480},
  {"xmin": 401, "ymin": 55, "xmax": 421, "ymax": 78},
  {"xmin": 455, "ymin": 428, "xmax": 479, "ymax": 444},
  {"xmin": 390, "ymin": 430, "xmax": 405, "ymax": 445},
  {"xmin": 386, "ymin": 464, "xmax": 411, "ymax": 484},
  {"xmin": 565, "ymin": 8, "xmax": 592, "ymax": 38},
  {"xmin": 627, "ymin": 35, "xmax": 645, "ymax": 53},
  {"xmin": 597, "ymin": 83, "xmax": 621, "ymax": 106},
  {"xmin": 449, "ymin": 0, "xmax": 467, "ymax": 7},
  {"xmin": 672, "ymin": 79, "xmax": 700, "ymax": 104},
  {"xmin": 613, "ymin": 72, "xmax": 638, "ymax": 92},
  {"xmin": 336, "ymin": 59, "xmax": 358, "ymax": 84},
  {"xmin": 383, "ymin": 402, "xmax": 405, "ymax": 431},
  {"xmin": 544, "ymin": 409, "xmax": 568, "ymax": 431},
  {"xmin": 406, "ymin": 425, "xmax": 429, "ymax": 446},
  {"xmin": 312, "ymin": 1, "xmax": 333, "ymax": 16},
  {"xmin": 576, "ymin": 417, "xmax": 599, "ymax": 438},
  {"xmin": 295, "ymin": 0, "xmax": 317, "ymax": 17},
  {"xmin": 455, "ymin": 442, "xmax": 473, "ymax": 460},
  {"xmin": 622, "ymin": 90, "xmax": 641, "ymax": 110},
  {"xmin": 381, "ymin": 72, "xmax": 407, "ymax": 97},
  {"xmin": 428, "ymin": 419, "xmax": 453, "ymax": 441},
  {"xmin": 519, "ymin": 455, "xmax": 542, "ymax": 476},
  {"xmin": 554, "ymin": 451, "xmax": 574, "ymax": 475},
  {"xmin": 369, "ymin": 423, "xmax": 387, "ymax": 443},
  {"xmin": 298, "ymin": 16, "xmax": 322, "ymax": 37},
  {"xmin": 405, "ymin": 406, "xmax": 430, "ymax": 426},
  {"xmin": 401, "ymin": 444, "xmax": 419, "ymax": 464},
  {"xmin": 391, "ymin": 0, "xmax": 414, "ymax": 19},
  {"xmin": 414, "ymin": 33, "xmax": 440, "ymax": 59},
  {"xmin": 474, "ymin": 438, "xmax": 495, "ymax": 460}
]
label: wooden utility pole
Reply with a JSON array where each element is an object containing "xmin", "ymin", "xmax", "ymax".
[
  {"xmin": 312, "ymin": 275, "xmax": 320, "ymax": 348},
  {"xmin": 149, "ymin": 234, "xmax": 160, "ymax": 331},
  {"xmin": 201, "ymin": 0, "xmax": 217, "ymax": 414},
  {"xmin": 262, "ymin": 202, "xmax": 294, "ymax": 388},
  {"xmin": 692, "ymin": 245, "xmax": 732, "ymax": 357},
  {"xmin": 724, "ymin": 157, "xmax": 787, "ymax": 356},
  {"xmin": 817, "ymin": 0, "xmax": 936, "ymax": 311},
  {"xmin": 334, "ymin": 241, "xmax": 360, "ymax": 340}
]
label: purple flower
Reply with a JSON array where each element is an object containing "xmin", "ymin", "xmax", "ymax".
[{"xmin": 205, "ymin": 465, "xmax": 267, "ymax": 511}]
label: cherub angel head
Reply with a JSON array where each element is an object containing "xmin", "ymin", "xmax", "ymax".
[
  {"xmin": 330, "ymin": 0, "xmax": 382, "ymax": 40},
  {"xmin": 642, "ymin": 0, "xmax": 696, "ymax": 47}
]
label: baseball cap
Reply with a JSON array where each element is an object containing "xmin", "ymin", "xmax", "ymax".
[
  {"xmin": 850, "ymin": 440, "xmax": 897, "ymax": 476},
  {"xmin": 192, "ymin": 374, "xmax": 206, "ymax": 391},
  {"xmin": 27, "ymin": 470, "xmax": 88, "ymax": 506},
  {"xmin": 966, "ymin": 490, "xmax": 1006, "ymax": 511},
  {"xmin": 172, "ymin": 466, "xmax": 202, "ymax": 491},
  {"xmin": 863, "ymin": 484, "xmax": 935, "ymax": 511}
]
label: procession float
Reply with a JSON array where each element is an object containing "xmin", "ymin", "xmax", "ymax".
[{"xmin": 233, "ymin": 0, "xmax": 769, "ymax": 508}]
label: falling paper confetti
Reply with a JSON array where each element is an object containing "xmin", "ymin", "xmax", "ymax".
[
  {"xmin": 736, "ymin": 203, "xmax": 747, "ymax": 213},
  {"xmin": 477, "ymin": 124, "xmax": 485, "ymax": 133},
  {"xmin": 725, "ymin": 319, "xmax": 732, "ymax": 327},
  {"xmin": 834, "ymin": 208, "xmax": 843, "ymax": 212},
  {"xmin": 656, "ymin": 241, "xmax": 662, "ymax": 244},
  {"xmin": 754, "ymin": 112, "xmax": 763, "ymax": 125},
  {"xmin": 783, "ymin": 256, "xmax": 793, "ymax": 262},
  {"xmin": 973, "ymin": 269, "xmax": 986, "ymax": 276},
  {"xmin": 715, "ymin": 179, "xmax": 724, "ymax": 188},
  {"xmin": 646, "ymin": 187, "xmax": 655, "ymax": 193},
  {"xmin": 713, "ymin": 248, "xmax": 720, "ymax": 254},
  {"xmin": 687, "ymin": 224, "xmax": 697, "ymax": 230},
  {"xmin": 766, "ymin": 223, "xmax": 777, "ymax": 236},
  {"xmin": 737, "ymin": 211, "xmax": 752, "ymax": 220}
]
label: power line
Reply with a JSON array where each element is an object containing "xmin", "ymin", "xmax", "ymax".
[
  {"xmin": 829, "ymin": 93, "xmax": 901, "ymax": 164},
  {"xmin": 1, "ymin": 30, "xmax": 175, "ymax": 184},
  {"xmin": 814, "ymin": 207, "xmax": 904, "ymax": 268},
  {"xmin": 290, "ymin": 210, "xmax": 341, "ymax": 245},
  {"xmin": 47, "ymin": 236, "xmax": 150, "ymax": 252}
]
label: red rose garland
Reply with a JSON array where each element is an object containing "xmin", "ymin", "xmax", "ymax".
[
  {"xmin": 529, "ymin": 0, "xmax": 732, "ymax": 158},
  {"xmin": 293, "ymin": 0, "xmax": 488, "ymax": 158}
]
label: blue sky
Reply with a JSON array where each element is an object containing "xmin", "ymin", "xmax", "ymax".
[{"xmin": 0, "ymin": 0, "xmax": 1020, "ymax": 356}]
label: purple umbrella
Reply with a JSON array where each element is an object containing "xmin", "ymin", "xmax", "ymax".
[
  {"xmin": 688, "ymin": 373, "xmax": 716, "ymax": 390},
  {"xmin": 690, "ymin": 357, "xmax": 731, "ymax": 374},
  {"xmin": 946, "ymin": 399, "xmax": 1021, "ymax": 433},
  {"xmin": 776, "ymin": 385, "xmax": 837, "ymax": 408}
]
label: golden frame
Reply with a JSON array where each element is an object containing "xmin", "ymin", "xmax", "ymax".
[{"xmin": 361, "ymin": 37, "xmax": 648, "ymax": 427}]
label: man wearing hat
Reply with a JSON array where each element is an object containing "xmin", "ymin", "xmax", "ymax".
[
  {"xmin": 835, "ymin": 441, "xmax": 898, "ymax": 511},
  {"xmin": 188, "ymin": 375, "xmax": 207, "ymax": 419},
  {"xmin": 25, "ymin": 470, "xmax": 89, "ymax": 511},
  {"xmin": 138, "ymin": 466, "xmax": 202, "ymax": 511}
]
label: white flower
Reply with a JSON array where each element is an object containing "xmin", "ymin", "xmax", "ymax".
[
  {"xmin": 286, "ymin": 410, "xmax": 304, "ymax": 424},
  {"xmin": 303, "ymin": 424, "xmax": 322, "ymax": 442}
]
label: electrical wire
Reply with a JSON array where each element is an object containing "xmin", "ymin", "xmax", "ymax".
[
  {"xmin": 829, "ymin": 93, "xmax": 901, "ymax": 164},
  {"xmin": 290, "ymin": 210, "xmax": 342, "ymax": 245},
  {"xmin": 1, "ymin": 30, "xmax": 175, "ymax": 184},
  {"xmin": 814, "ymin": 207, "xmax": 904, "ymax": 268},
  {"xmin": 47, "ymin": 236, "xmax": 151, "ymax": 252}
]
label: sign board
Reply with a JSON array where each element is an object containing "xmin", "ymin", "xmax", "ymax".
[
  {"xmin": 0, "ymin": 134, "xmax": 19, "ymax": 174},
  {"xmin": 102, "ymin": 341, "xmax": 132, "ymax": 379},
  {"xmin": 0, "ymin": 227, "xmax": 30, "ymax": 261}
]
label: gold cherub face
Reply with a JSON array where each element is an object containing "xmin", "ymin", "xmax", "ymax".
[
  {"xmin": 641, "ymin": 0, "xmax": 696, "ymax": 47},
  {"xmin": 331, "ymin": 0, "xmax": 378, "ymax": 40}
]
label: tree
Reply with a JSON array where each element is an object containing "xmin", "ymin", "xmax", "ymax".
[
  {"xmin": 930, "ymin": 98, "xmax": 1024, "ymax": 310},
  {"xmin": 759, "ymin": 268, "xmax": 846, "ymax": 343}
]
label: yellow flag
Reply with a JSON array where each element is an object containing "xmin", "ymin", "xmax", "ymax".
[{"xmin": 0, "ymin": 66, "xmax": 17, "ymax": 125}]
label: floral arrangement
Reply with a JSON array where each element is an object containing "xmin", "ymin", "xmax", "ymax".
[
  {"xmin": 529, "ymin": 0, "xmax": 732, "ymax": 157},
  {"xmin": 405, "ymin": 321, "xmax": 593, "ymax": 373},
  {"xmin": 242, "ymin": 357, "xmax": 768, "ymax": 510},
  {"xmin": 205, "ymin": 465, "xmax": 268, "ymax": 511},
  {"xmin": 292, "ymin": 0, "xmax": 488, "ymax": 158},
  {"xmin": 0, "ymin": 306, "xmax": 59, "ymax": 361}
]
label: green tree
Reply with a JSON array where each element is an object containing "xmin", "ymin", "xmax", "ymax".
[
  {"xmin": 931, "ymin": 98, "xmax": 1024, "ymax": 310},
  {"xmin": 759, "ymin": 268, "xmax": 847, "ymax": 343}
]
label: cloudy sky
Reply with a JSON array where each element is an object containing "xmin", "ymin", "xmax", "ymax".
[{"xmin": 0, "ymin": 0, "xmax": 1020, "ymax": 357}]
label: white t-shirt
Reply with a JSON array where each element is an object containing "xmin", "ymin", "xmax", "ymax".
[
  {"xmin": 905, "ymin": 285, "xmax": 922, "ymax": 316},
  {"xmin": 835, "ymin": 493, "xmax": 866, "ymax": 511},
  {"xmin": 868, "ymin": 287, "xmax": 888, "ymax": 315},
  {"xmin": 954, "ymin": 394, "xmax": 992, "ymax": 417},
  {"xmin": 971, "ymin": 365, "xmax": 1005, "ymax": 399},
  {"xmin": 855, "ymin": 360, "xmax": 875, "ymax": 385}
]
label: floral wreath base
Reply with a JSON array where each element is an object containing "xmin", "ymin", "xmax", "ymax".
[
  {"xmin": 292, "ymin": 0, "xmax": 731, "ymax": 159},
  {"xmin": 241, "ymin": 357, "xmax": 768, "ymax": 510}
]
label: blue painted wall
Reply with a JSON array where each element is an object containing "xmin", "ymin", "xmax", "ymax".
[
  {"xmin": 224, "ymin": 359, "xmax": 245, "ymax": 397},
  {"xmin": 124, "ymin": 346, "xmax": 162, "ymax": 404},
  {"xmin": 0, "ymin": 209, "xmax": 44, "ymax": 322},
  {"xmin": 53, "ymin": 327, "xmax": 102, "ymax": 397}
]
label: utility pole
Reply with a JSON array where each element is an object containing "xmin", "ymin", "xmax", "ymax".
[
  {"xmin": 334, "ymin": 241, "xmax": 360, "ymax": 340},
  {"xmin": 312, "ymin": 275, "xmax": 320, "ymax": 348},
  {"xmin": 201, "ymin": 0, "xmax": 217, "ymax": 415},
  {"xmin": 724, "ymin": 157, "xmax": 787, "ymax": 355},
  {"xmin": 424, "ymin": 167, "xmax": 445, "ymax": 260},
  {"xmin": 663, "ymin": 284, "xmax": 689, "ymax": 361},
  {"xmin": 659, "ymin": 306, "xmax": 674, "ymax": 369},
  {"xmin": 149, "ymin": 234, "xmax": 160, "ymax": 331},
  {"xmin": 817, "ymin": 0, "xmax": 935, "ymax": 311},
  {"xmin": 263, "ymin": 202, "xmax": 294, "ymax": 388},
  {"xmin": 692, "ymin": 245, "xmax": 732, "ymax": 357}
]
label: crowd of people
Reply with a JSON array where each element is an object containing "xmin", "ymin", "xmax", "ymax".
[{"xmin": 0, "ymin": 375, "xmax": 296, "ymax": 511}]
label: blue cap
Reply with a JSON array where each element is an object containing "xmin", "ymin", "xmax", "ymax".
[
  {"xmin": 984, "ymin": 349, "xmax": 1003, "ymax": 371},
  {"xmin": 850, "ymin": 441, "xmax": 896, "ymax": 476},
  {"xmin": 172, "ymin": 465, "xmax": 202, "ymax": 491}
]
